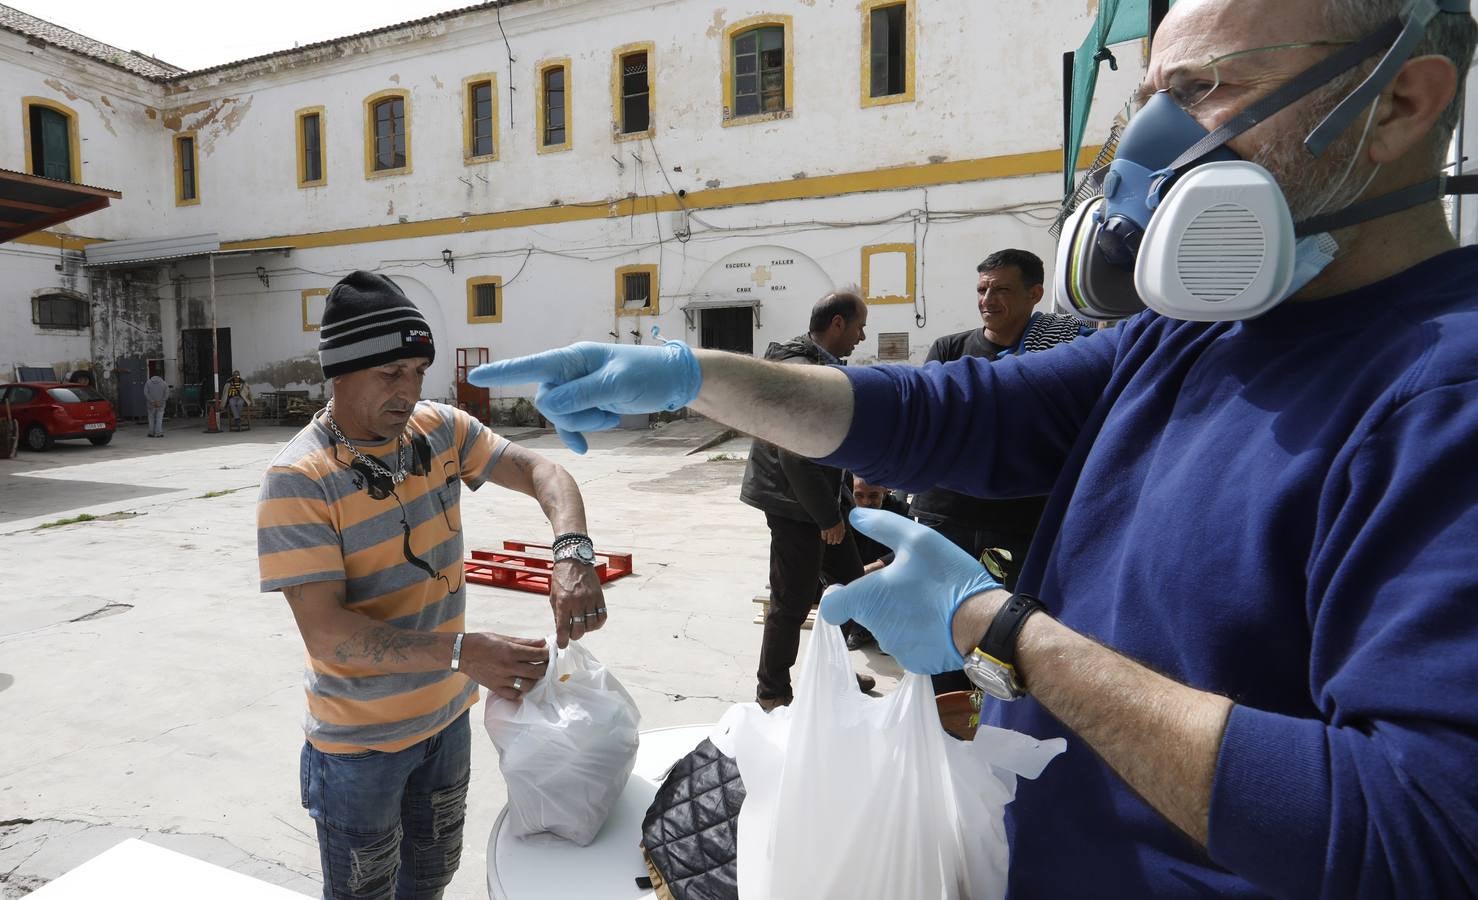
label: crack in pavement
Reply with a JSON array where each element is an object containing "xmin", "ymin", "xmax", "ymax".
[{"xmin": 0, "ymin": 817, "xmax": 318, "ymax": 887}]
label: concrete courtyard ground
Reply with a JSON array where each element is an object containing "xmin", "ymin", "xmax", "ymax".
[{"xmin": 0, "ymin": 414, "xmax": 902, "ymax": 898}]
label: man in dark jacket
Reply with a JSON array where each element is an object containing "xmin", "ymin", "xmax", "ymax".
[{"xmin": 740, "ymin": 289, "xmax": 872, "ymax": 709}]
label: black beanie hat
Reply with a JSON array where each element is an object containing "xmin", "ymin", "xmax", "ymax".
[{"xmin": 318, "ymin": 271, "xmax": 435, "ymax": 379}]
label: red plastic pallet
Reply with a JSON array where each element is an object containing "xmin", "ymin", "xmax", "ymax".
[{"xmin": 465, "ymin": 540, "xmax": 633, "ymax": 594}]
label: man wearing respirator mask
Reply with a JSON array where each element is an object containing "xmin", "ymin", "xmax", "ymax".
[{"xmin": 469, "ymin": 0, "xmax": 1478, "ymax": 895}]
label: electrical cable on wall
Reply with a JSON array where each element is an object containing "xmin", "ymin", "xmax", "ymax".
[{"xmin": 495, "ymin": 0, "xmax": 517, "ymax": 130}]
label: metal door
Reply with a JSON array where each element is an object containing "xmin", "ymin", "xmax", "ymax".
[
  {"xmin": 700, "ymin": 307, "xmax": 755, "ymax": 355},
  {"xmin": 113, "ymin": 357, "xmax": 146, "ymax": 419}
]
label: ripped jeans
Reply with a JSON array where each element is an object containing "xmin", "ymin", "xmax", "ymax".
[{"xmin": 300, "ymin": 712, "xmax": 470, "ymax": 900}]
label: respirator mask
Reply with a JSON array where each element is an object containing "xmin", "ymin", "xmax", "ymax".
[{"xmin": 1055, "ymin": 0, "xmax": 1477, "ymax": 322}]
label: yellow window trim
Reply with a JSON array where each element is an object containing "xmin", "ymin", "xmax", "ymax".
[
  {"xmin": 462, "ymin": 73, "xmax": 500, "ymax": 164},
  {"xmin": 466, "ymin": 276, "xmax": 504, "ymax": 324},
  {"xmin": 173, "ymin": 131, "xmax": 201, "ymax": 207},
  {"xmin": 860, "ymin": 0, "xmax": 916, "ymax": 108},
  {"xmin": 301, "ymin": 288, "xmax": 328, "ymax": 332},
  {"xmin": 611, "ymin": 42, "xmax": 655, "ymax": 142},
  {"xmin": 861, "ymin": 243, "xmax": 916, "ymax": 305},
  {"xmin": 536, "ymin": 58, "xmax": 573, "ymax": 154},
  {"xmin": 362, "ymin": 88, "xmax": 413, "ymax": 179},
  {"xmin": 295, "ymin": 106, "xmax": 327, "ymax": 189},
  {"xmin": 722, "ymin": 15, "xmax": 795, "ymax": 128},
  {"xmin": 21, "ymin": 97, "xmax": 83, "ymax": 183},
  {"xmin": 615, "ymin": 264, "xmax": 659, "ymax": 316}
]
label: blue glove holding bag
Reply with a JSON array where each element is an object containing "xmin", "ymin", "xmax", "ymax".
[
  {"xmin": 820, "ymin": 508, "xmax": 1003, "ymax": 675},
  {"xmin": 468, "ymin": 341, "xmax": 703, "ymax": 453}
]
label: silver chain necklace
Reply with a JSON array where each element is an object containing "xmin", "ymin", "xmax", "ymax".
[{"xmin": 325, "ymin": 401, "xmax": 407, "ymax": 485}]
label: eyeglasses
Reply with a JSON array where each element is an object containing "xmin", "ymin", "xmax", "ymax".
[{"xmin": 1147, "ymin": 40, "xmax": 1355, "ymax": 111}]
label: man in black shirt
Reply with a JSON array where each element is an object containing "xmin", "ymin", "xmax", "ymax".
[{"xmin": 909, "ymin": 249, "xmax": 1092, "ymax": 589}]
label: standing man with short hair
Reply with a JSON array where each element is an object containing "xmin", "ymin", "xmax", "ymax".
[
  {"xmin": 143, "ymin": 372, "xmax": 168, "ymax": 438},
  {"xmin": 258, "ymin": 271, "xmax": 607, "ymax": 899},
  {"xmin": 740, "ymin": 289, "xmax": 874, "ymax": 709},
  {"xmin": 911, "ymin": 249, "xmax": 1092, "ymax": 589}
]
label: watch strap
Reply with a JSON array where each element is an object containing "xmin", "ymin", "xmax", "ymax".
[{"xmin": 979, "ymin": 593, "xmax": 1046, "ymax": 668}]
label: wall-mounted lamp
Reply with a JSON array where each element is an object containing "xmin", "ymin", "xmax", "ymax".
[
  {"xmin": 255, "ymin": 266, "xmax": 269, "ymax": 287},
  {"xmin": 441, "ymin": 249, "xmax": 455, "ymax": 273}
]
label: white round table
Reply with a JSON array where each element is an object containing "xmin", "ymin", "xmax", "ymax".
[{"xmin": 487, "ymin": 723, "xmax": 716, "ymax": 900}]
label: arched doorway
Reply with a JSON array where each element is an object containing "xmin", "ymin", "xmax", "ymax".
[{"xmin": 687, "ymin": 245, "xmax": 833, "ymax": 355}]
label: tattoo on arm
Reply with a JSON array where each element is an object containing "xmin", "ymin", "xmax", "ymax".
[{"xmin": 334, "ymin": 626, "xmax": 440, "ymax": 664}]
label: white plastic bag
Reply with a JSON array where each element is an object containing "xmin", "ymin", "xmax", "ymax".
[
  {"xmin": 711, "ymin": 619, "xmax": 1065, "ymax": 900},
  {"xmin": 483, "ymin": 635, "xmax": 641, "ymax": 846}
]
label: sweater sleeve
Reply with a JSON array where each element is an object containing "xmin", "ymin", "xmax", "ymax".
[
  {"xmin": 1208, "ymin": 379, "xmax": 1478, "ymax": 898},
  {"xmin": 819, "ymin": 328, "xmax": 1119, "ymax": 496}
]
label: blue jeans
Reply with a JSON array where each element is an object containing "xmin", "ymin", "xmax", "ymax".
[
  {"xmin": 148, "ymin": 404, "xmax": 165, "ymax": 435},
  {"xmin": 300, "ymin": 712, "xmax": 471, "ymax": 900}
]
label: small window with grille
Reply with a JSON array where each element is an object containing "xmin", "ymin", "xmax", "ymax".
[
  {"xmin": 877, "ymin": 332, "xmax": 910, "ymax": 361},
  {"xmin": 615, "ymin": 265, "xmax": 659, "ymax": 315},
  {"xmin": 33, "ymin": 293, "xmax": 90, "ymax": 330},
  {"xmin": 467, "ymin": 277, "xmax": 503, "ymax": 324}
]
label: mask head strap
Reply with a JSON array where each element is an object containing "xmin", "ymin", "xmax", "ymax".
[
  {"xmin": 1306, "ymin": 0, "xmax": 1454, "ymax": 155},
  {"xmin": 1294, "ymin": 172, "xmax": 1478, "ymax": 235}
]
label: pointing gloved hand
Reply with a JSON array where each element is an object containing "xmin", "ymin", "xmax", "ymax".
[
  {"xmin": 820, "ymin": 508, "xmax": 1003, "ymax": 675},
  {"xmin": 467, "ymin": 341, "xmax": 703, "ymax": 453}
]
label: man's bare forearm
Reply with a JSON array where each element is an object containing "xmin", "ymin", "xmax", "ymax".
[
  {"xmin": 953, "ymin": 594, "xmax": 1233, "ymax": 845},
  {"xmin": 489, "ymin": 442, "xmax": 588, "ymax": 535},
  {"xmin": 332, "ymin": 623, "xmax": 450, "ymax": 670},
  {"xmin": 690, "ymin": 349, "xmax": 854, "ymax": 458}
]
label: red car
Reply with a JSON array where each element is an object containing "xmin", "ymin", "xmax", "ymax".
[{"xmin": 0, "ymin": 382, "xmax": 117, "ymax": 450}]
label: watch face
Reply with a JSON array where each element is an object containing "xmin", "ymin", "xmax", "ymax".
[
  {"xmin": 575, "ymin": 544, "xmax": 596, "ymax": 564},
  {"xmin": 964, "ymin": 654, "xmax": 1020, "ymax": 701}
]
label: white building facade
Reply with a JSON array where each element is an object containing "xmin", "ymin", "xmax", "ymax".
[{"xmin": 4, "ymin": 0, "xmax": 1149, "ymax": 413}]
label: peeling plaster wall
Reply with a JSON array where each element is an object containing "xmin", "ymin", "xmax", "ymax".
[
  {"xmin": 164, "ymin": 0, "xmax": 1128, "ymax": 238},
  {"xmin": 88, "ymin": 268, "xmax": 165, "ymax": 407},
  {"xmin": 2, "ymin": 0, "xmax": 1150, "ymax": 399},
  {"xmin": 0, "ymin": 31, "xmax": 172, "ymax": 238}
]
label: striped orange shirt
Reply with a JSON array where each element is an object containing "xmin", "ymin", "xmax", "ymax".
[{"xmin": 257, "ymin": 401, "xmax": 507, "ymax": 753}]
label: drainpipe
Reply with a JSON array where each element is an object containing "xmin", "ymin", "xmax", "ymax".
[{"xmin": 210, "ymin": 252, "xmax": 220, "ymax": 400}]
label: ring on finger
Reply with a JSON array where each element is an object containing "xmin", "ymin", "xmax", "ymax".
[
  {"xmin": 595, "ymin": 606, "xmax": 607, "ymax": 616},
  {"xmin": 572, "ymin": 614, "xmax": 585, "ymax": 624},
  {"xmin": 512, "ymin": 676, "xmax": 525, "ymax": 692}
]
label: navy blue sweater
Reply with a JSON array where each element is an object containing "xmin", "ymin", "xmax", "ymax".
[{"xmin": 822, "ymin": 248, "xmax": 1478, "ymax": 898}]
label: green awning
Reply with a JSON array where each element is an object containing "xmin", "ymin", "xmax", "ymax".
[{"xmin": 1065, "ymin": 0, "xmax": 1165, "ymax": 194}]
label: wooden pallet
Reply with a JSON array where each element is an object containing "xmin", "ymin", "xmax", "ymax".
[
  {"xmin": 751, "ymin": 592, "xmax": 818, "ymax": 629},
  {"xmin": 465, "ymin": 541, "xmax": 633, "ymax": 594}
]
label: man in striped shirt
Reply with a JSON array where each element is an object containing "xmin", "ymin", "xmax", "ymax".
[{"xmin": 258, "ymin": 271, "xmax": 605, "ymax": 899}]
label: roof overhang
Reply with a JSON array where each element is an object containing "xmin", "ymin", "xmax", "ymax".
[
  {"xmin": 0, "ymin": 169, "xmax": 121, "ymax": 244},
  {"xmin": 679, "ymin": 296, "xmax": 763, "ymax": 330},
  {"xmin": 82, "ymin": 233, "xmax": 293, "ymax": 268}
]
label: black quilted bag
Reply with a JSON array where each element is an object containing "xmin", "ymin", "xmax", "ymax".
[{"xmin": 639, "ymin": 738, "xmax": 746, "ymax": 900}]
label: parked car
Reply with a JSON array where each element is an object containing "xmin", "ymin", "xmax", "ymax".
[{"xmin": 0, "ymin": 382, "xmax": 117, "ymax": 450}]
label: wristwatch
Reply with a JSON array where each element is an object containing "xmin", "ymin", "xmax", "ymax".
[
  {"xmin": 963, "ymin": 593, "xmax": 1047, "ymax": 701},
  {"xmin": 552, "ymin": 533, "xmax": 597, "ymax": 566}
]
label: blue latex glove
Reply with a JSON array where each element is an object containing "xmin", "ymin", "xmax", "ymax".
[
  {"xmin": 467, "ymin": 341, "xmax": 702, "ymax": 453},
  {"xmin": 820, "ymin": 507, "xmax": 1002, "ymax": 674}
]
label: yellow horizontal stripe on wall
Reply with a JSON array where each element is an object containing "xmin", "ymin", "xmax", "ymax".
[{"xmin": 222, "ymin": 145, "xmax": 1103, "ymax": 253}]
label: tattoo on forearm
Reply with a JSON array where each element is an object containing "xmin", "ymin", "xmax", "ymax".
[{"xmin": 334, "ymin": 626, "xmax": 439, "ymax": 664}]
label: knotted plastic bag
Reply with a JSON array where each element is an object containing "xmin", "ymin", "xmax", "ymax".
[
  {"xmin": 484, "ymin": 635, "xmax": 641, "ymax": 846},
  {"xmin": 711, "ymin": 619, "xmax": 1065, "ymax": 900}
]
